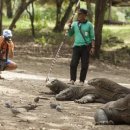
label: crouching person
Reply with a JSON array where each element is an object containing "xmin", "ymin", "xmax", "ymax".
[{"xmin": 0, "ymin": 29, "xmax": 17, "ymax": 79}]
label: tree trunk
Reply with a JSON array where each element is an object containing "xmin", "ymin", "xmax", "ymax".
[
  {"xmin": 53, "ymin": 0, "xmax": 76, "ymax": 32},
  {"xmin": 53, "ymin": 0, "xmax": 64, "ymax": 32},
  {"xmin": 94, "ymin": 0, "xmax": 107, "ymax": 58},
  {"xmin": 86, "ymin": 0, "xmax": 93, "ymax": 22},
  {"xmin": 0, "ymin": 0, "xmax": 3, "ymax": 35},
  {"xmin": 9, "ymin": 0, "xmax": 36, "ymax": 30},
  {"xmin": 26, "ymin": 2, "xmax": 35, "ymax": 37},
  {"xmin": 5, "ymin": 0, "xmax": 13, "ymax": 18},
  {"xmin": 108, "ymin": 0, "xmax": 112, "ymax": 21},
  {"xmin": 60, "ymin": 1, "xmax": 76, "ymax": 31}
]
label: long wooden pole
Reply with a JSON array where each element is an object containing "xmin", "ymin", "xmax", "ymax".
[{"xmin": 45, "ymin": 0, "xmax": 81, "ymax": 82}]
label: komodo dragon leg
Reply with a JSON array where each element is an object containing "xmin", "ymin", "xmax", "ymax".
[
  {"xmin": 74, "ymin": 94, "xmax": 107, "ymax": 104},
  {"xmin": 94, "ymin": 109, "xmax": 114, "ymax": 125},
  {"xmin": 74, "ymin": 94, "xmax": 95, "ymax": 104}
]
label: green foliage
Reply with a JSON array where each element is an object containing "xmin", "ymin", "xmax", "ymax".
[
  {"xmin": 35, "ymin": 6, "xmax": 55, "ymax": 22},
  {"xmin": 8, "ymin": 3, "xmax": 56, "ymax": 30},
  {"xmin": 105, "ymin": 7, "xmax": 118, "ymax": 21},
  {"xmin": 34, "ymin": 28, "xmax": 66, "ymax": 45},
  {"xmin": 34, "ymin": 5, "xmax": 56, "ymax": 29},
  {"xmin": 104, "ymin": 6, "xmax": 130, "ymax": 22},
  {"xmin": 2, "ymin": 1, "xmax": 130, "ymax": 48},
  {"xmin": 102, "ymin": 25, "xmax": 130, "ymax": 50},
  {"xmin": 102, "ymin": 28, "xmax": 114, "ymax": 41},
  {"xmin": 2, "ymin": 16, "xmax": 12, "ymax": 26},
  {"xmin": 102, "ymin": 28, "xmax": 117, "ymax": 48},
  {"xmin": 35, "ymin": 36, "xmax": 47, "ymax": 46}
]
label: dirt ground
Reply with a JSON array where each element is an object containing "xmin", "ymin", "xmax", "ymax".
[{"xmin": 0, "ymin": 51, "xmax": 130, "ymax": 130}]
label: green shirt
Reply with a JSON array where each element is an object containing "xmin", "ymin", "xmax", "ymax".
[{"xmin": 68, "ymin": 21, "xmax": 95, "ymax": 46}]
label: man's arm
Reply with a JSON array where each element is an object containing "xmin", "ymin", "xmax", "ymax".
[
  {"xmin": 90, "ymin": 40, "xmax": 95, "ymax": 56},
  {"xmin": 91, "ymin": 40, "xmax": 95, "ymax": 48},
  {"xmin": 67, "ymin": 20, "xmax": 75, "ymax": 37},
  {"xmin": 89, "ymin": 23, "xmax": 95, "ymax": 55}
]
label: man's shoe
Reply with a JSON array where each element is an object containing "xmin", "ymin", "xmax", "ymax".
[
  {"xmin": 78, "ymin": 81, "xmax": 84, "ymax": 86},
  {"xmin": 68, "ymin": 80, "xmax": 75, "ymax": 85}
]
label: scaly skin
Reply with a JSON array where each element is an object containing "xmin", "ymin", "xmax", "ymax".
[
  {"xmin": 55, "ymin": 86, "xmax": 105, "ymax": 103},
  {"xmin": 88, "ymin": 78, "xmax": 130, "ymax": 101},
  {"xmin": 95, "ymin": 94, "xmax": 130, "ymax": 125},
  {"xmin": 46, "ymin": 79, "xmax": 70, "ymax": 94}
]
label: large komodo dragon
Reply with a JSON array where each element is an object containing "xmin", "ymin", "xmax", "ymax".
[
  {"xmin": 94, "ymin": 94, "xmax": 130, "ymax": 125},
  {"xmin": 88, "ymin": 78, "xmax": 130, "ymax": 102},
  {"xmin": 46, "ymin": 79, "xmax": 130, "ymax": 103},
  {"xmin": 46, "ymin": 79, "xmax": 106, "ymax": 103}
]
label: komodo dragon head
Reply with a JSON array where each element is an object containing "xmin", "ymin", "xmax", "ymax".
[
  {"xmin": 88, "ymin": 78, "xmax": 130, "ymax": 92},
  {"xmin": 88, "ymin": 78, "xmax": 109, "ymax": 87},
  {"xmin": 46, "ymin": 79, "xmax": 61, "ymax": 94},
  {"xmin": 46, "ymin": 79, "xmax": 69, "ymax": 94},
  {"xmin": 46, "ymin": 79, "xmax": 58, "ymax": 88}
]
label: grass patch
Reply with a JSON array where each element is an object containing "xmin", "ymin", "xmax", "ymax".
[
  {"xmin": 102, "ymin": 25, "xmax": 130, "ymax": 50},
  {"xmin": 103, "ymin": 25, "xmax": 130, "ymax": 40}
]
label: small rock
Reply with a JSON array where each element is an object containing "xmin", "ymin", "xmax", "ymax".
[
  {"xmin": 50, "ymin": 103, "xmax": 57, "ymax": 109},
  {"xmin": 34, "ymin": 97, "xmax": 40, "ymax": 103}
]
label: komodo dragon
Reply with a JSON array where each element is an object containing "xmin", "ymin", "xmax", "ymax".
[
  {"xmin": 94, "ymin": 94, "xmax": 130, "ymax": 125},
  {"xmin": 88, "ymin": 78, "xmax": 130, "ymax": 102},
  {"xmin": 46, "ymin": 79, "xmax": 130, "ymax": 104},
  {"xmin": 56, "ymin": 86, "xmax": 108, "ymax": 103},
  {"xmin": 46, "ymin": 79, "xmax": 106, "ymax": 103}
]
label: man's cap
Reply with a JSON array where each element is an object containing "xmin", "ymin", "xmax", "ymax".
[
  {"xmin": 3, "ymin": 29, "xmax": 12, "ymax": 38},
  {"xmin": 78, "ymin": 8, "xmax": 88, "ymax": 15}
]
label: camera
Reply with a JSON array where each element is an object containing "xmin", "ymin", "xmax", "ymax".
[{"xmin": 5, "ymin": 36, "xmax": 12, "ymax": 42}]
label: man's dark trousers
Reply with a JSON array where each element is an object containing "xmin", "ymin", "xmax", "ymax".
[{"xmin": 70, "ymin": 45, "xmax": 91, "ymax": 82}]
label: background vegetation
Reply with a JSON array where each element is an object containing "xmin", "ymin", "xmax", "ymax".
[{"xmin": 0, "ymin": 0, "xmax": 130, "ymax": 67}]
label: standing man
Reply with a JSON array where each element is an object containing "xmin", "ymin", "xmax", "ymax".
[
  {"xmin": 0, "ymin": 29, "xmax": 17, "ymax": 79},
  {"xmin": 68, "ymin": 8, "xmax": 95, "ymax": 86}
]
